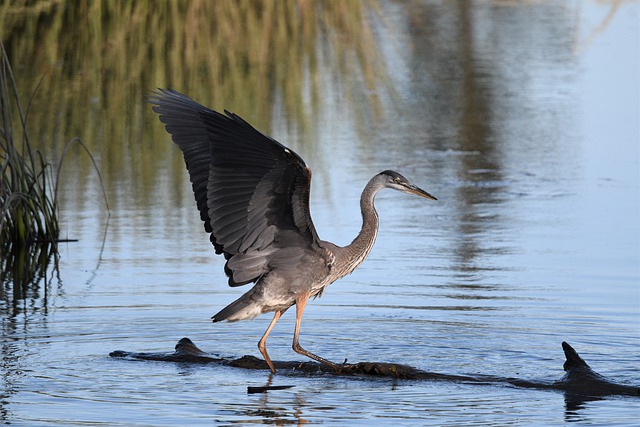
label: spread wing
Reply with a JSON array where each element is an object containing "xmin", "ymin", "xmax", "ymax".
[{"xmin": 149, "ymin": 89, "xmax": 323, "ymax": 286}]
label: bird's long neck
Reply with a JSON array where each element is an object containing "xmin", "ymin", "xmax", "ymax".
[{"xmin": 332, "ymin": 177, "xmax": 382, "ymax": 278}]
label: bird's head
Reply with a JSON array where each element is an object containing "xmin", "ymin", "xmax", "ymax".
[{"xmin": 378, "ymin": 170, "xmax": 437, "ymax": 200}]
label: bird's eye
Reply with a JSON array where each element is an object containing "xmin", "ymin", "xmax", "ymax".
[{"xmin": 393, "ymin": 177, "xmax": 401, "ymax": 184}]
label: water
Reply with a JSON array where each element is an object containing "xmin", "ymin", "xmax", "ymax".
[{"xmin": 1, "ymin": 1, "xmax": 639, "ymax": 425}]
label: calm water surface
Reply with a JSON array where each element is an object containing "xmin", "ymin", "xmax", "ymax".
[{"xmin": 1, "ymin": 1, "xmax": 639, "ymax": 426}]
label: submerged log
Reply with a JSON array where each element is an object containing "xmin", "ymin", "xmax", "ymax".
[
  {"xmin": 556, "ymin": 341, "xmax": 639, "ymax": 397},
  {"xmin": 110, "ymin": 339, "xmax": 639, "ymax": 398},
  {"xmin": 110, "ymin": 338, "xmax": 221, "ymax": 364}
]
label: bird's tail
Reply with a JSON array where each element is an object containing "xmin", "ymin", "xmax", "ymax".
[{"xmin": 212, "ymin": 288, "xmax": 264, "ymax": 322}]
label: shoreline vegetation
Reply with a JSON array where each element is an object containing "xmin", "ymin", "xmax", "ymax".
[
  {"xmin": 1, "ymin": 41, "xmax": 61, "ymax": 289},
  {"xmin": 0, "ymin": 42, "xmax": 108, "ymax": 307}
]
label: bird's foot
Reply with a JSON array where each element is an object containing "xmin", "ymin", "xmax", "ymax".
[{"xmin": 325, "ymin": 358, "xmax": 358, "ymax": 375}]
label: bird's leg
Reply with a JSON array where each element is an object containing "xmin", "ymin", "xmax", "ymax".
[
  {"xmin": 258, "ymin": 309, "xmax": 283, "ymax": 373},
  {"xmin": 291, "ymin": 292, "xmax": 342, "ymax": 371}
]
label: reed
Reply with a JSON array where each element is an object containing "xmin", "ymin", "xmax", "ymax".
[
  {"xmin": 0, "ymin": 43, "xmax": 59, "ymax": 243},
  {"xmin": 0, "ymin": 45, "xmax": 59, "ymax": 293},
  {"xmin": 0, "ymin": 42, "xmax": 108, "ymax": 290}
]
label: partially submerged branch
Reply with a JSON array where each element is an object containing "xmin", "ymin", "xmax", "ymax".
[{"xmin": 110, "ymin": 338, "xmax": 639, "ymax": 398}]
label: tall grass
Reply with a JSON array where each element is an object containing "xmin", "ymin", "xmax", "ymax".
[
  {"xmin": 0, "ymin": 42, "xmax": 60, "ymax": 285},
  {"xmin": 0, "ymin": 42, "xmax": 108, "ymax": 295}
]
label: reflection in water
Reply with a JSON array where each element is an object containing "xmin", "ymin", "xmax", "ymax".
[
  {"xmin": 0, "ymin": 244, "xmax": 57, "ymax": 315},
  {"xmin": 244, "ymin": 383, "xmax": 311, "ymax": 426},
  {"xmin": 564, "ymin": 393, "xmax": 604, "ymax": 423},
  {"xmin": 391, "ymin": 0, "xmax": 579, "ymax": 285},
  {"xmin": 0, "ymin": 0, "xmax": 385, "ymax": 212},
  {"xmin": 444, "ymin": 2, "xmax": 507, "ymax": 278}
]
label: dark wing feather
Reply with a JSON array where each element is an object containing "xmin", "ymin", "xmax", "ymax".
[
  {"xmin": 149, "ymin": 89, "xmax": 323, "ymax": 286},
  {"xmin": 148, "ymin": 91, "xmax": 215, "ymax": 239}
]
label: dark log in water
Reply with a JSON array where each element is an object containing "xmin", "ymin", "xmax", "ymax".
[{"xmin": 109, "ymin": 338, "xmax": 639, "ymax": 398}]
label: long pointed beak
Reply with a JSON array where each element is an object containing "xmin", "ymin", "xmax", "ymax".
[{"xmin": 405, "ymin": 184, "xmax": 437, "ymax": 200}]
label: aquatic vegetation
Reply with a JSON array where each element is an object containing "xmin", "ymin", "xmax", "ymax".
[
  {"xmin": 0, "ymin": 42, "xmax": 60, "ymax": 286},
  {"xmin": 0, "ymin": 43, "xmax": 107, "ymax": 302}
]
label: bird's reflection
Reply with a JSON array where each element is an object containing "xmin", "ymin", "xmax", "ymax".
[{"xmin": 563, "ymin": 392, "xmax": 603, "ymax": 423}]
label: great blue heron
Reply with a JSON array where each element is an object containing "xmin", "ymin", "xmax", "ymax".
[{"xmin": 150, "ymin": 89, "xmax": 436, "ymax": 373}]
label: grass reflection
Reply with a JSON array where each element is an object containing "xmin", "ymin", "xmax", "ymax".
[{"xmin": 1, "ymin": 0, "xmax": 386, "ymax": 208}]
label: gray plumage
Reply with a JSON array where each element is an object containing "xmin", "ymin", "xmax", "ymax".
[{"xmin": 150, "ymin": 89, "xmax": 436, "ymax": 373}]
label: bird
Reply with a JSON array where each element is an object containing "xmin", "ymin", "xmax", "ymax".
[{"xmin": 149, "ymin": 89, "xmax": 437, "ymax": 373}]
